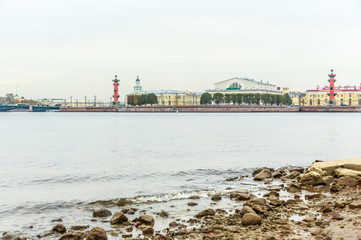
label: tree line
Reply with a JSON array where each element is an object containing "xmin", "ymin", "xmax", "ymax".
[
  {"xmin": 200, "ymin": 93, "xmax": 292, "ymax": 106},
  {"xmin": 127, "ymin": 93, "xmax": 158, "ymax": 106}
]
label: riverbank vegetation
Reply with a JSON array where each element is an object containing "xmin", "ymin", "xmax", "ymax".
[
  {"xmin": 200, "ymin": 93, "xmax": 293, "ymax": 106},
  {"xmin": 127, "ymin": 93, "xmax": 158, "ymax": 106}
]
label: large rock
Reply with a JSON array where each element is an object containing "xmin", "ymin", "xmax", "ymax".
[
  {"xmin": 241, "ymin": 213, "xmax": 262, "ymax": 226},
  {"xmin": 335, "ymin": 200, "xmax": 347, "ymax": 208},
  {"xmin": 336, "ymin": 176, "xmax": 359, "ymax": 187},
  {"xmin": 1, "ymin": 233, "xmax": 16, "ymax": 240},
  {"xmin": 298, "ymin": 171, "xmax": 323, "ymax": 186},
  {"xmin": 137, "ymin": 215, "xmax": 154, "ymax": 226},
  {"xmin": 93, "ymin": 208, "xmax": 112, "ymax": 218},
  {"xmin": 142, "ymin": 227, "xmax": 154, "ymax": 236},
  {"xmin": 277, "ymin": 166, "xmax": 304, "ymax": 174},
  {"xmin": 211, "ymin": 194, "xmax": 222, "ymax": 201},
  {"xmin": 330, "ymin": 182, "xmax": 340, "ymax": 192},
  {"xmin": 335, "ymin": 168, "xmax": 361, "ymax": 178},
  {"xmin": 287, "ymin": 183, "xmax": 301, "ymax": 193},
  {"xmin": 349, "ymin": 201, "xmax": 361, "ymax": 209},
  {"xmin": 236, "ymin": 193, "xmax": 251, "ymax": 201},
  {"xmin": 195, "ymin": 208, "xmax": 215, "ymax": 218},
  {"xmin": 272, "ymin": 171, "xmax": 282, "ymax": 178},
  {"xmin": 322, "ymin": 176, "xmax": 334, "ymax": 185},
  {"xmin": 70, "ymin": 225, "xmax": 89, "ymax": 231},
  {"xmin": 330, "ymin": 212, "xmax": 344, "ymax": 220},
  {"xmin": 284, "ymin": 171, "xmax": 300, "ymax": 179},
  {"xmin": 187, "ymin": 202, "xmax": 198, "ymax": 206},
  {"xmin": 52, "ymin": 224, "xmax": 67, "ymax": 234},
  {"xmin": 311, "ymin": 158, "xmax": 361, "ymax": 176},
  {"xmin": 86, "ymin": 227, "xmax": 108, "ymax": 240},
  {"xmin": 110, "ymin": 211, "xmax": 128, "ymax": 225},
  {"xmin": 235, "ymin": 206, "xmax": 256, "ymax": 217},
  {"xmin": 252, "ymin": 167, "xmax": 274, "ymax": 177},
  {"xmin": 245, "ymin": 198, "xmax": 266, "ymax": 206},
  {"xmin": 254, "ymin": 169, "xmax": 272, "ymax": 181},
  {"xmin": 59, "ymin": 233, "xmax": 82, "ymax": 240}
]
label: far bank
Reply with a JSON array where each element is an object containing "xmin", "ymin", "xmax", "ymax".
[{"xmin": 58, "ymin": 105, "xmax": 361, "ymax": 113}]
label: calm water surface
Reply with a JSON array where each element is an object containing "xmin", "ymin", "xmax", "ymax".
[{"xmin": 0, "ymin": 112, "xmax": 360, "ymax": 234}]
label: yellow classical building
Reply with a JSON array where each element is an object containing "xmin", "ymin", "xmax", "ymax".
[
  {"xmin": 128, "ymin": 90, "xmax": 201, "ymax": 106},
  {"xmin": 128, "ymin": 76, "xmax": 201, "ymax": 106},
  {"xmin": 306, "ymin": 86, "xmax": 361, "ymax": 106}
]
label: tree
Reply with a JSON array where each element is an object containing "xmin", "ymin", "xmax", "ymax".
[
  {"xmin": 127, "ymin": 95, "xmax": 134, "ymax": 106},
  {"xmin": 243, "ymin": 94, "xmax": 251, "ymax": 105},
  {"xmin": 212, "ymin": 93, "xmax": 224, "ymax": 104},
  {"xmin": 230, "ymin": 94, "xmax": 237, "ymax": 105},
  {"xmin": 254, "ymin": 93, "xmax": 261, "ymax": 105},
  {"xmin": 276, "ymin": 95, "xmax": 283, "ymax": 106},
  {"xmin": 133, "ymin": 95, "xmax": 141, "ymax": 106},
  {"xmin": 236, "ymin": 94, "xmax": 243, "ymax": 105},
  {"xmin": 224, "ymin": 94, "xmax": 232, "ymax": 104},
  {"xmin": 260, "ymin": 94, "xmax": 266, "ymax": 105},
  {"xmin": 200, "ymin": 93, "xmax": 212, "ymax": 105},
  {"xmin": 283, "ymin": 93, "xmax": 292, "ymax": 106},
  {"xmin": 140, "ymin": 94, "xmax": 148, "ymax": 105},
  {"xmin": 146, "ymin": 93, "xmax": 158, "ymax": 105}
]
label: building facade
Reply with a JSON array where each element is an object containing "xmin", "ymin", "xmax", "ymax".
[
  {"xmin": 206, "ymin": 77, "xmax": 282, "ymax": 95},
  {"xmin": 128, "ymin": 90, "xmax": 201, "ymax": 106},
  {"xmin": 306, "ymin": 86, "xmax": 361, "ymax": 106}
]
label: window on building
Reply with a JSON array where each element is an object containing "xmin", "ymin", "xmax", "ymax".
[
  {"xmin": 349, "ymin": 99, "xmax": 352, "ymax": 105},
  {"xmin": 310, "ymin": 99, "xmax": 312, "ymax": 105},
  {"xmin": 169, "ymin": 100, "xmax": 171, "ymax": 105},
  {"xmin": 317, "ymin": 99, "xmax": 320, "ymax": 105}
]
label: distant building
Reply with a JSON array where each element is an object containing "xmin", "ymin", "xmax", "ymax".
[
  {"xmin": 133, "ymin": 75, "xmax": 143, "ymax": 93},
  {"xmin": 306, "ymin": 85, "xmax": 361, "ymax": 106},
  {"xmin": 127, "ymin": 76, "xmax": 201, "ymax": 106},
  {"xmin": 283, "ymin": 89, "xmax": 306, "ymax": 106},
  {"xmin": 127, "ymin": 89, "xmax": 202, "ymax": 106},
  {"xmin": 206, "ymin": 77, "xmax": 282, "ymax": 95}
]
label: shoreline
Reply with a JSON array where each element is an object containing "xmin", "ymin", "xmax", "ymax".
[
  {"xmin": 2, "ymin": 158, "xmax": 361, "ymax": 240},
  {"xmin": 58, "ymin": 105, "xmax": 361, "ymax": 113}
]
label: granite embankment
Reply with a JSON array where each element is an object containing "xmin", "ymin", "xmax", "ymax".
[
  {"xmin": 2, "ymin": 158, "xmax": 361, "ymax": 240},
  {"xmin": 59, "ymin": 105, "xmax": 361, "ymax": 112}
]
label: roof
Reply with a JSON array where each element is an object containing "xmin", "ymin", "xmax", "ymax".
[
  {"xmin": 307, "ymin": 86, "xmax": 361, "ymax": 92},
  {"xmin": 131, "ymin": 90, "xmax": 202, "ymax": 95},
  {"xmin": 215, "ymin": 77, "xmax": 276, "ymax": 86}
]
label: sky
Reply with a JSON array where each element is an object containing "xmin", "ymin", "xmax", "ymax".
[{"xmin": 0, "ymin": 0, "xmax": 361, "ymax": 101}]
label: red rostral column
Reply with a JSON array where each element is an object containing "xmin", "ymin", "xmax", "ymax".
[
  {"xmin": 112, "ymin": 75, "xmax": 120, "ymax": 105},
  {"xmin": 328, "ymin": 69, "xmax": 336, "ymax": 104}
]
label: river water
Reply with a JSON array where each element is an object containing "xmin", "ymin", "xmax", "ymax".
[{"xmin": 0, "ymin": 112, "xmax": 360, "ymax": 237}]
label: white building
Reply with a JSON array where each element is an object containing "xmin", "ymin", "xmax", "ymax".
[{"xmin": 206, "ymin": 77, "xmax": 282, "ymax": 95}]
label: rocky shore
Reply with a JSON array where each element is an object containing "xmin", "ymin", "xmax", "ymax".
[{"xmin": 2, "ymin": 158, "xmax": 361, "ymax": 240}]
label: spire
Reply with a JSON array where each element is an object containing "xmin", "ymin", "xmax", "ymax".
[{"xmin": 134, "ymin": 75, "xmax": 142, "ymax": 93}]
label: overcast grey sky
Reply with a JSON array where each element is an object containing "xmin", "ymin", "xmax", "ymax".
[{"xmin": 1, "ymin": 0, "xmax": 361, "ymax": 100}]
